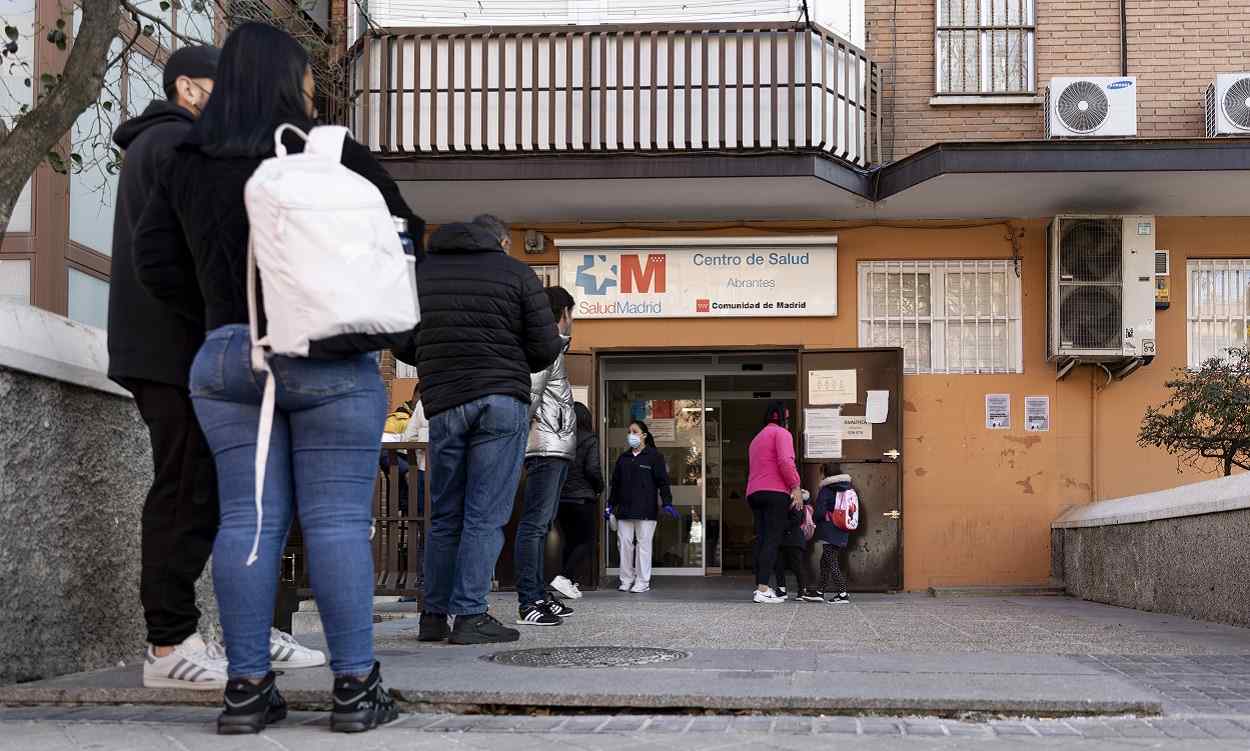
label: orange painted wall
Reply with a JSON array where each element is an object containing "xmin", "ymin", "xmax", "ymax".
[{"xmin": 496, "ymin": 217, "xmax": 1250, "ymax": 591}]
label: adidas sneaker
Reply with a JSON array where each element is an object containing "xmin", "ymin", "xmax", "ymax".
[{"xmin": 516, "ymin": 602, "xmax": 561, "ymax": 626}]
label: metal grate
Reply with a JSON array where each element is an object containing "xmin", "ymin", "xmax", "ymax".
[
  {"xmin": 1187, "ymin": 259, "xmax": 1250, "ymax": 367},
  {"xmin": 859, "ymin": 260, "xmax": 1022, "ymax": 374},
  {"xmin": 488, "ymin": 646, "xmax": 690, "ymax": 669},
  {"xmin": 1055, "ymin": 80, "xmax": 1109, "ymax": 133},
  {"xmin": 1059, "ymin": 218, "xmax": 1122, "ymax": 282},
  {"xmin": 936, "ymin": 0, "xmax": 1035, "ymax": 95},
  {"xmin": 1059, "ymin": 285, "xmax": 1122, "ymax": 350}
]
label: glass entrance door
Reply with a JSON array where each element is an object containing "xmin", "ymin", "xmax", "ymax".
[{"xmin": 604, "ymin": 378, "xmax": 705, "ymax": 575}]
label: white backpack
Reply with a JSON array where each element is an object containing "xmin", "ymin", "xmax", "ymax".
[{"xmin": 239, "ymin": 123, "xmax": 419, "ymax": 565}]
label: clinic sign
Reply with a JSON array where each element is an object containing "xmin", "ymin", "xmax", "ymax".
[{"xmin": 558, "ymin": 237, "xmax": 837, "ymax": 319}]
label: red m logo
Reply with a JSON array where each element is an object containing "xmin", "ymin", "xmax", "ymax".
[{"xmin": 620, "ymin": 253, "xmax": 667, "ymax": 294}]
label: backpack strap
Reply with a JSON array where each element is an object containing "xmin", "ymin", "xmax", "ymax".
[
  {"xmin": 244, "ymin": 233, "xmax": 274, "ymax": 567},
  {"xmin": 273, "ymin": 123, "xmax": 309, "ymax": 157},
  {"xmin": 306, "ymin": 125, "xmax": 350, "ymax": 162}
]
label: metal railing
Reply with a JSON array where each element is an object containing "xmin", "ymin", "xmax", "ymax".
[{"xmin": 345, "ymin": 22, "xmax": 881, "ymax": 166}]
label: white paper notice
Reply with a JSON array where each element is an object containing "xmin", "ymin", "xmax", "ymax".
[
  {"xmin": 649, "ymin": 418, "xmax": 677, "ymax": 445},
  {"xmin": 809, "ymin": 369, "xmax": 857, "ymax": 405},
  {"xmin": 866, "ymin": 390, "xmax": 889, "ymax": 424},
  {"xmin": 986, "ymin": 394, "xmax": 1011, "ymax": 430},
  {"xmin": 571, "ymin": 385, "xmax": 590, "ymax": 406},
  {"xmin": 805, "ymin": 432, "xmax": 843, "ymax": 460},
  {"xmin": 1025, "ymin": 396, "xmax": 1050, "ymax": 432},
  {"xmin": 805, "ymin": 407, "xmax": 842, "ymax": 433},
  {"xmin": 842, "ymin": 416, "xmax": 873, "ymax": 440}
]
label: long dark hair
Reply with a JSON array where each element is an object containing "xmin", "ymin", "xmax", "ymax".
[
  {"xmin": 761, "ymin": 400, "xmax": 790, "ymax": 430},
  {"xmin": 189, "ymin": 23, "xmax": 314, "ymax": 157},
  {"xmin": 629, "ymin": 420, "xmax": 657, "ymax": 449},
  {"xmin": 574, "ymin": 401, "xmax": 593, "ymax": 433}
]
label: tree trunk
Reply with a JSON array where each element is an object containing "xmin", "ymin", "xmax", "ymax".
[
  {"xmin": 1226, "ymin": 454, "xmax": 1234, "ymax": 477},
  {"xmin": 0, "ymin": 0, "xmax": 120, "ymax": 248}
]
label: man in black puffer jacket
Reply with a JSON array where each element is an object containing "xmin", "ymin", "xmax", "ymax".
[{"xmin": 413, "ymin": 214, "xmax": 562, "ymax": 646}]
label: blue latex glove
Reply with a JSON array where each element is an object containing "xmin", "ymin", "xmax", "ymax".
[
  {"xmin": 603, "ymin": 507, "xmax": 613, "ymax": 521},
  {"xmin": 662, "ymin": 505, "xmax": 680, "ymax": 519}
]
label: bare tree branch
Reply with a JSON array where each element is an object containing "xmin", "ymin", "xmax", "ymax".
[
  {"xmin": 109, "ymin": 6, "xmax": 143, "ymax": 70},
  {"xmin": 119, "ymin": 0, "xmax": 199, "ymax": 47}
]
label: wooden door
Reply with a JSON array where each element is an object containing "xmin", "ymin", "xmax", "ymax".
[{"xmin": 797, "ymin": 348, "xmax": 904, "ymax": 592}]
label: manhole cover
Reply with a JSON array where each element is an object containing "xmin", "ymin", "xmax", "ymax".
[{"xmin": 487, "ymin": 646, "xmax": 689, "ymax": 669}]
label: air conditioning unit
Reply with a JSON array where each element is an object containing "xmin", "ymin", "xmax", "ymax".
[
  {"xmin": 1205, "ymin": 73, "xmax": 1250, "ymax": 136},
  {"xmin": 1045, "ymin": 77, "xmax": 1138, "ymax": 138},
  {"xmin": 1047, "ymin": 215, "xmax": 1157, "ymax": 363}
]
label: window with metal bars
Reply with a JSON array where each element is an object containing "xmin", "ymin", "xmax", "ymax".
[
  {"xmin": 530, "ymin": 264, "xmax": 560, "ymax": 287},
  {"xmin": 1187, "ymin": 259, "xmax": 1250, "ymax": 367},
  {"xmin": 935, "ymin": 0, "xmax": 1035, "ymax": 95},
  {"xmin": 858, "ymin": 260, "xmax": 1023, "ymax": 374}
]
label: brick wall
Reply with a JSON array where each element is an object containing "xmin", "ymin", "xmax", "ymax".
[{"xmin": 865, "ymin": 0, "xmax": 1250, "ymax": 161}]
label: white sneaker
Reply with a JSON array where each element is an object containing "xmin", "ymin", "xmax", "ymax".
[
  {"xmin": 618, "ymin": 581, "xmax": 634, "ymax": 592},
  {"xmin": 630, "ymin": 582, "xmax": 650, "ymax": 594},
  {"xmin": 269, "ymin": 628, "xmax": 326, "ymax": 669},
  {"xmin": 551, "ymin": 575, "xmax": 581, "ymax": 600},
  {"xmin": 143, "ymin": 633, "xmax": 227, "ymax": 691},
  {"xmin": 753, "ymin": 588, "xmax": 785, "ymax": 605},
  {"xmin": 571, "ymin": 582, "xmax": 583, "ymax": 598}
]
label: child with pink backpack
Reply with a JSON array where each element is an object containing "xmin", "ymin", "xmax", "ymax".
[{"xmin": 812, "ymin": 462, "xmax": 859, "ymax": 604}]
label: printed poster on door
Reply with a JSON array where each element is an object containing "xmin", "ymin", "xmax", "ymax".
[{"xmin": 559, "ymin": 241, "xmax": 837, "ymax": 319}]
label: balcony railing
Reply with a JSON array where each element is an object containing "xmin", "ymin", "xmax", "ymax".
[{"xmin": 345, "ymin": 22, "xmax": 881, "ymax": 167}]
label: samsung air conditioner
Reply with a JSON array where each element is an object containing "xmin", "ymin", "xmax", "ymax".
[
  {"xmin": 1046, "ymin": 215, "xmax": 1157, "ymax": 363},
  {"xmin": 1205, "ymin": 73, "xmax": 1250, "ymax": 136},
  {"xmin": 1045, "ymin": 77, "xmax": 1138, "ymax": 138}
]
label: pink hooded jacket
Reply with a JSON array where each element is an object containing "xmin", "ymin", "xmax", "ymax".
[{"xmin": 746, "ymin": 422, "xmax": 801, "ymax": 496}]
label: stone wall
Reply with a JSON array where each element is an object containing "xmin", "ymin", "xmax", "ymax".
[
  {"xmin": 0, "ymin": 302, "xmax": 216, "ymax": 684},
  {"xmin": 1053, "ymin": 473, "xmax": 1250, "ymax": 629}
]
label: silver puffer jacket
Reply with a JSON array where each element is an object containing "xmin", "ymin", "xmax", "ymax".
[{"xmin": 526, "ymin": 335, "xmax": 576, "ymax": 459}]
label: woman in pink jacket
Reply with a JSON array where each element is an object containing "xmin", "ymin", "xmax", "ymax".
[{"xmin": 746, "ymin": 401, "xmax": 803, "ymax": 604}]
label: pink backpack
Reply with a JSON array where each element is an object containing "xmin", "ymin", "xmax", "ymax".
[
  {"xmin": 800, "ymin": 504, "xmax": 816, "ymax": 541},
  {"xmin": 828, "ymin": 488, "xmax": 860, "ymax": 531}
]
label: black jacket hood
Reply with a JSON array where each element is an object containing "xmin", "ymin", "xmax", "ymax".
[
  {"xmin": 428, "ymin": 222, "xmax": 506, "ymax": 254},
  {"xmin": 113, "ymin": 100, "xmax": 194, "ymax": 150}
]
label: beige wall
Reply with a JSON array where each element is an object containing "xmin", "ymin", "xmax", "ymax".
[{"xmin": 497, "ymin": 217, "xmax": 1248, "ymax": 591}]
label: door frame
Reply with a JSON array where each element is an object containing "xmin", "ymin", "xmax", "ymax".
[{"xmin": 797, "ymin": 346, "xmax": 905, "ymax": 592}]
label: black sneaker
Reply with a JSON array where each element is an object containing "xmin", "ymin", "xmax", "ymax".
[
  {"xmin": 775, "ymin": 587, "xmax": 788, "ymax": 600},
  {"xmin": 828, "ymin": 592, "xmax": 851, "ymax": 604},
  {"xmin": 516, "ymin": 601, "xmax": 561, "ymax": 626},
  {"xmin": 417, "ymin": 612, "xmax": 450, "ymax": 642},
  {"xmin": 449, "ymin": 613, "xmax": 521, "ymax": 645},
  {"xmin": 217, "ymin": 672, "xmax": 287, "ymax": 735},
  {"xmin": 331, "ymin": 661, "xmax": 400, "ymax": 733},
  {"xmin": 800, "ymin": 590, "xmax": 825, "ymax": 603},
  {"xmin": 544, "ymin": 598, "xmax": 574, "ymax": 618}
]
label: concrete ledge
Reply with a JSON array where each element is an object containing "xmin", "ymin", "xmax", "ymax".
[
  {"xmin": 1052, "ymin": 472, "xmax": 1250, "ymax": 528},
  {"xmin": 0, "ymin": 300, "xmax": 128, "ymax": 398}
]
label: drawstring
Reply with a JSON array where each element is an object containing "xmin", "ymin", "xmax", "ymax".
[{"xmin": 245, "ymin": 233, "xmax": 272, "ymax": 567}]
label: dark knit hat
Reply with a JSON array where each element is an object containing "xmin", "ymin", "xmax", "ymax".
[{"xmin": 162, "ymin": 45, "xmax": 220, "ymax": 98}]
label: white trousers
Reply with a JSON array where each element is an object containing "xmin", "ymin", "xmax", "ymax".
[{"xmin": 617, "ymin": 519, "xmax": 658, "ymax": 586}]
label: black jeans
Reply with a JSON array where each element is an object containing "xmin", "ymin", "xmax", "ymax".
[
  {"xmin": 748, "ymin": 491, "xmax": 790, "ymax": 587},
  {"xmin": 557, "ymin": 500, "xmax": 597, "ymax": 582},
  {"xmin": 774, "ymin": 546, "xmax": 807, "ymax": 592},
  {"xmin": 126, "ymin": 380, "xmax": 220, "ymax": 647}
]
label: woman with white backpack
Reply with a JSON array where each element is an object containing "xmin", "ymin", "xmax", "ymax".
[{"xmin": 134, "ymin": 23, "xmax": 421, "ymax": 736}]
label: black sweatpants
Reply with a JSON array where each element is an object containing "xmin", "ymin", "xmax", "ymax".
[
  {"xmin": 819, "ymin": 542, "xmax": 849, "ymax": 595},
  {"xmin": 556, "ymin": 500, "xmax": 598, "ymax": 582},
  {"xmin": 774, "ymin": 547, "xmax": 807, "ymax": 592},
  {"xmin": 748, "ymin": 491, "xmax": 790, "ymax": 587},
  {"xmin": 127, "ymin": 380, "xmax": 220, "ymax": 647}
]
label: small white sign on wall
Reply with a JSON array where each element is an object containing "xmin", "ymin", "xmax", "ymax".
[
  {"xmin": 986, "ymin": 394, "xmax": 1011, "ymax": 430},
  {"xmin": 1025, "ymin": 396, "xmax": 1050, "ymax": 432}
]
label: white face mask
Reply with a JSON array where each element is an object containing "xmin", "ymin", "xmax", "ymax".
[{"xmin": 627, "ymin": 433, "xmax": 643, "ymax": 449}]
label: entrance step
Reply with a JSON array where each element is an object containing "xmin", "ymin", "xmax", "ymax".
[{"xmin": 928, "ymin": 584, "xmax": 1067, "ymax": 598}]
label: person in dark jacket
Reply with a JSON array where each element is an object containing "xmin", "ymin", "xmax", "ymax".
[
  {"xmin": 550, "ymin": 402, "xmax": 603, "ymax": 600},
  {"xmin": 773, "ymin": 486, "xmax": 818, "ymax": 602},
  {"xmin": 813, "ymin": 462, "xmax": 855, "ymax": 604},
  {"xmin": 606, "ymin": 420, "xmax": 677, "ymax": 594},
  {"xmin": 105, "ymin": 44, "xmax": 227, "ymax": 693},
  {"xmin": 133, "ymin": 24, "xmax": 417, "ymax": 735},
  {"xmin": 411, "ymin": 214, "xmax": 563, "ymax": 646}
]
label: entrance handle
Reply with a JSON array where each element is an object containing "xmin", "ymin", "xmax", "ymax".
[
  {"xmin": 883, "ymin": 510, "xmax": 901, "ymax": 519},
  {"xmin": 883, "ymin": 449, "xmax": 900, "ymax": 460}
]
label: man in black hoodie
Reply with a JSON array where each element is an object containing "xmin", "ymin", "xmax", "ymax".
[
  {"xmin": 413, "ymin": 214, "xmax": 563, "ymax": 646},
  {"xmin": 106, "ymin": 46, "xmax": 228, "ymax": 690}
]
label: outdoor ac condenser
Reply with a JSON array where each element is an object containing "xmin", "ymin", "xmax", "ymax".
[
  {"xmin": 1045, "ymin": 77, "xmax": 1138, "ymax": 138},
  {"xmin": 1046, "ymin": 215, "xmax": 1157, "ymax": 362},
  {"xmin": 1206, "ymin": 73, "xmax": 1250, "ymax": 136}
]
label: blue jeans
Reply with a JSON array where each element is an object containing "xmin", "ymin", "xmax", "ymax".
[
  {"xmin": 515, "ymin": 456, "xmax": 569, "ymax": 605},
  {"xmin": 423, "ymin": 395, "xmax": 528, "ymax": 617},
  {"xmin": 190, "ymin": 325, "xmax": 385, "ymax": 679}
]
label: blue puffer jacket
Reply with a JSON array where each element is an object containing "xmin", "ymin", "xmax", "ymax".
[{"xmin": 813, "ymin": 473, "xmax": 854, "ymax": 547}]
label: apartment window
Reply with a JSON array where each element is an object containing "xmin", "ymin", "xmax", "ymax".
[
  {"xmin": 0, "ymin": 259, "xmax": 31, "ymax": 305},
  {"xmin": 936, "ymin": 0, "xmax": 1035, "ymax": 95},
  {"xmin": 859, "ymin": 260, "xmax": 1023, "ymax": 374},
  {"xmin": 1188, "ymin": 259, "xmax": 1250, "ymax": 366},
  {"xmin": 67, "ymin": 268, "xmax": 109, "ymax": 329},
  {"xmin": 531, "ymin": 264, "xmax": 559, "ymax": 287}
]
